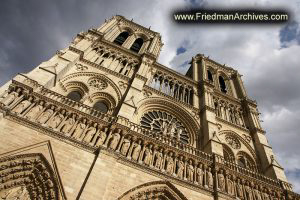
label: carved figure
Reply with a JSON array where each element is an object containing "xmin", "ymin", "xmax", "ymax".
[
  {"xmin": 236, "ymin": 179, "xmax": 244, "ymax": 199},
  {"xmin": 177, "ymin": 156, "xmax": 184, "ymax": 179},
  {"xmin": 25, "ymin": 101, "xmax": 44, "ymax": 120},
  {"xmin": 95, "ymin": 127, "xmax": 108, "ymax": 146},
  {"xmin": 143, "ymin": 144, "xmax": 153, "ymax": 166},
  {"xmin": 120, "ymin": 136, "xmax": 131, "ymax": 156},
  {"xmin": 206, "ymin": 167, "xmax": 213, "ymax": 188},
  {"xmin": 60, "ymin": 114, "xmax": 76, "ymax": 134},
  {"xmin": 12, "ymin": 96, "xmax": 33, "ymax": 114},
  {"xmin": 253, "ymin": 185, "xmax": 262, "ymax": 200},
  {"xmin": 109, "ymin": 129, "xmax": 121, "ymax": 150},
  {"xmin": 245, "ymin": 182, "xmax": 253, "ymax": 200},
  {"xmin": 1, "ymin": 88, "xmax": 21, "ymax": 106},
  {"xmin": 187, "ymin": 160, "xmax": 194, "ymax": 182},
  {"xmin": 197, "ymin": 163, "xmax": 204, "ymax": 185},
  {"xmin": 132, "ymin": 140, "xmax": 142, "ymax": 161},
  {"xmin": 154, "ymin": 149, "xmax": 163, "ymax": 169},
  {"xmin": 72, "ymin": 118, "xmax": 87, "ymax": 139},
  {"xmin": 37, "ymin": 105, "xmax": 55, "ymax": 124},
  {"xmin": 48, "ymin": 110, "xmax": 65, "ymax": 129},
  {"xmin": 166, "ymin": 152, "xmax": 174, "ymax": 174},
  {"xmin": 227, "ymin": 175, "xmax": 235, "ymax": 195},
  {"xmin": 218, "ymin": 169, "xmax": 225, "ymax": 191},
  {"xmin": 83, "ymin": 122, "xmax": 97, "ymax": 143}
]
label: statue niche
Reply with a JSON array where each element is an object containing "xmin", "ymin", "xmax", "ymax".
[{"xmin": 140, "ymin": 110, "xmax": 190, "ymax": 144}]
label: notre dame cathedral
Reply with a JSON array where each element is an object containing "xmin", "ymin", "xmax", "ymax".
[{"xmin": 0, "ymin": 15, "xmax": 298, "ymax": 200}]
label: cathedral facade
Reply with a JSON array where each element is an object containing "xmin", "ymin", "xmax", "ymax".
[{"xmin": 0, "ymin": 15, "xmax": 298, "ymax": 200}]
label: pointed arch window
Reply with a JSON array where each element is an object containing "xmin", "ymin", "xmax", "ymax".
[
  {"xmin": 114, "ymin": 32, "xmax": 129, "ymax": 46},
  {"xmin": 67, "ymin": 91, "xmax": 82, "ymax": 102},
  {"xmin": 207, "ymin": 70, "xmax": 213, "ymax": 82},
  {"xmin": 93, "ymin": 101, "xmax": 108, "ymax": 113},
  {"xmin": 219, "ymin": 76, "xmax": 227, "ymax": 93},
  {"xmin": 130, "ymin": 38, "xmax": 143, "ymax": 53}
]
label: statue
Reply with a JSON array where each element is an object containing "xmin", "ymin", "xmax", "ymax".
[
  {"xmin": 83, "ymin": 122, "xmax": 97, "ymax": 143},
  {"xmin": 25, "ymin": 101, "xmax": 44, "ymax": 120},
  {"xmin": 187, "ymin": 160, "xmax": 194, "ymax": 182},
  {"xmin": 253, "ymin": 185, "xmax": 262, "ymax": 200},
  {"xmin": 236, "ymin": 179, "xmax": 244, "ymax": 199},
  {"xmin": 218, "ymin": 169, "xmax": 225, "ymax": 192},
  {"xmin": 95, "ymin": 127, "xmax": 108, "ymax": 147},
  {"xmin": 48, "ymin": 109, "xmax": 65, "ymax": 129},
  {"xmin": 262, "ymin": 189, "xmax": 270, "ymax": 200},
  {"xmin": 168, "ymin": 122, "xmax": 177, "ymax": 137},
  {"xmin": 245, "ymin": 182, "xmax": 253, "ymax": 200},
  {"xmin": 143, "ymin": 144, "xmax": 153, "ymax": 166},
  {"xmin": 1, "ymin": 88, "xmax": 21, "ymax": 106},
  {"xmin": 177, "ymin": 156, "xmax": 184, "ymax": 179},
  {"xmin": 206, "ymin": 167, "xmax": 213, "ymax": 188},
  {"xmin": 37, "ymin": 105, "xmax": 55, "ymax": 124},
  {"xmin": 196, "ymin": 164, "xmax": 204, "ymax": 186},
  {"xmin": 227, "ymin": 174, "xmax": 235, "ymax": 195},
  {"xmin": 12, "ymin": 96, "xmax": 33, "ymax": 114},
  {"xmin": 131, "ymin": 140, "xmax": 142, "ymax": 161},
  {"xmin": 166, "ymin": 152, "xmax": 174, "ymax": 174},
  {"xmin": 154, "ymin": 148, "xmax": 163, "ymax": 169},
  {"xmin": 120, "ymin": 135, "xmax": 131, "ymax": 156},
  {"xmin": 176, "ymin": 128, "xmax": 182, "ymax": 141},
  {"xmin": 161, "ymin": 121, "xmax": 168, "ymax": 136},
  {"xmin": 72, "ymin": 118, "xmax": 87, "ymax": 139},
  {"xmin": 60, "ymin": 113, "xmax": 76, "ymax": 134},
  {"xmin": 109, "ymin": 129, "xmax": 121, "ymax": 150}
]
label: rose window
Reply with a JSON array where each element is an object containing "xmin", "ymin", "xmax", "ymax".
[
  {"xmin": 88, "ymin": 78, "xmax": 108, "ymax": 90},
  {"xmin": 140, "ymin": 110, "xmax": 190, "ymax": 144}
]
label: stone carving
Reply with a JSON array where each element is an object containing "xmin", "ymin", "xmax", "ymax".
[
  {"xmin": 218, "ymin": 169, "xmax": 225, "ymax": 192},
  {"xmin": 37, "ymin": 105, "xmax": 55, "ymax": 124},
  {"xmin": 166, "ymin": 152, "xmax": 174, "ymax": 174},
  {"xmin": 253, "ymin": 185, "xmax": 262, "ymax": 200},
  {"xmin": 120, "ymin": 136, "xmax": 131, "ymax": 156},
  {"xmin": 48, "ymin": 109, "xmax": 65, "ymax": 129},
  {"xmin": 245, "ymin": 182, "xmax": 253, "ymax": 200},
  {"xmin": 196, "ymin": 163, "xmax": 204, "ymax": 186},
  {"xmin": 25, "ymin": 101, "xmax": 44, "ymax": 120},
  {"xmin": 236, "ymin": 179, "xmax": 244, "ymax": 199},
  {"xmin": 177, "ymin": 156, "xmax": 185, "ymax": 179},
  {"xmin": 60, "ymin": 113, "xmax": 76, "ymax": 134},
  {"xmin": 72, "ymin": 118, "xmax": 87, "ymax": 139},
  {"xmin": 140, "ymin": 110, "xmax": 190, "ymax": 144},
  {"xmin": 83, "ymin": 122, "xmax": 97, "ymax": 143},
  {"xmin": 262, "ymin": 189, "xmax": 270, "ymax": 200},
  {"xmin": 227, "ymin": 174, "xmax": 235, "ymax": 195},
  {"xmin": 95, "ymin": 127, "xmax": 108, "ymax": 147},
  {"xmin": 131, "ymin": 140, "xmax": 142, "ymax": 161},
  {"xmin": 12, "ymin": 96, "xmax": 33, "ymax": 114},
  {"xmin": 88, "ymin": 77, "xmax": 108, "ymax": 90},
  {"xmin": 143, "ymin": 144, "xmax": 153, "ymax": 166},
  {"xmin": 0, "ymin": 186, "xmax": 30, "ymax": 200},
  {"xmin": 1, "ymin": 88, "xmax": 21, "ymax": 106},
  {"xmin": 187, "ymin": 160, "xmax": 194, "ymax": 182},
  {"xmin": 225, "ymin": 134, "xmax": 241, "ymax": 149},
  {"xmin": 206, "ymin": 167, "xmax": 213, "ymax": 188},
  {"xmin": 108, "ymin": 129, "xmax": 121, "ymax": 150},
  {"xmin": 75, "ymin": 63, "xmax": 88, "ymax": 71},
  {"xmin": 154, "ymin": 149, "xmax": 163, "ymax": 170}
]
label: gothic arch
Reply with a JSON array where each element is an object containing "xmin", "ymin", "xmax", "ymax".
[
  {"xmin": 117, "ymin": 181, "xmax": 188, "ymax": 200},
  {"xmin": 135, "ymin": 97, "xmax": 200, "ymax": 147},
  {"xmin": 0, "ymin": 153, "xmax": 60, "ymax": 199},
  {"xmin": 60, "ymin": 72, "xmax": 122, "ymax": 101}
]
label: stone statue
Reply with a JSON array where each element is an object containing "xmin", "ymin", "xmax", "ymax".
[
  {"xmin": 166, "ymin": 152, "xmax": 174, "ymax": 174},
  {"xmin": 262, "ymin": 189, "xmax": 270, "ymax": 200},
  {"xmin": 95, "ymin": 127, "xmax": 108, "ymax": 147},
  {"xmin": 120, "ymin": 136, "xmax": 131, "ymax": 156},
  {"xmin": 131, "ymin": 140, "xmax": 142, "ymax": 161},
  {"xmin": 227, "ymin": 175, "xmax": 234, "ymax": 195},
  {"xmin": 161, "ymin": 121, "xmax": 168, "ymax": 136},
  {"xmin": 245, "ymin": 182, "xmax": 253, "ymax": 200},
  {"xmin": 37, "ymin": 105, "xmax": 55, "ymax": 124},
  {"xmin": 143, "ymin": 144, "xmax": 153, "ymax": 166},
  {"xmin": 197, "ymin": 164, "xmax": 204, "ymax": 186},
  {"xmin": 168, "ymin": 122, "xmax": 177, "ymax": 137},
  {"xmin": 109, "ymin": 129, "xmax": 121, "ymax": 150},
  {"xmin": 25, "ymin": 101, "xmax": 44, "ymax": 120},
  {"xmin": 177, "ymin": 156, "xmax": 184, "ymax": 179},
  {"xmin": 253, "ymin": 185, "xmax": 262, "ymax": 200},
  {"xmin": 1, "ymin": 88, "xmax": 21, "ymax": 106},
  {"xmin": 206, "ymin": 167, "xmax": 213, "ymax": 188},
  {"xmin": 187, "ymin": 160, "xmax": 194, "ymax": 182},
  {"xmin": 176, "ymin": 128, "xmax": 182, "ymax": 141},
  {"xmin": 218, "ymin": 169, "xmax": 225, "ymax": 192},
  {"xmin": 12, "ymin": 96, "xmax": 33, "ymax": 114},
  {"xmin": 48, "ymin": 109, "xmax": 65, "ymax": 129},
  {"xmin": 72, "ymin": 118, "xmax": 87, "ymax": 139},
  {"xmin": 83, "ymin": 122, "xmax": 97, "ymax": 143},
  {"xmin": 236, "ymin": 179, "xmax": 244, "ymax": 199},
  {"xmin": 60, "ymin": 113, "xmax": 76, "ymax": 134},
  {"xmin": 154, "ymin": 148, "xmax": 163, "ymax": 169}
]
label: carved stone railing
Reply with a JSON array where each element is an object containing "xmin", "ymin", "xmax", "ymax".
[{"xmin": 1, "ymin": 79, "xmax": 299, "ymax": 200}]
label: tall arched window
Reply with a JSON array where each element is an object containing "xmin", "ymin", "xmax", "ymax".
[
  {"xmin": 130, "ymin": 38, "xmax": 143, "ymax": 53},
  {"xmin": 207, "ymin": 70, "xmax": 213, "ymax": 82},
  {"xmin": 93, "ymin": 101, "xmax": 108, "ymax": 113},
  {"xmin": 223, "ymin": 145, "xmax": 235, "ymax": 162},
  {"xmin": 114, "ymin": 32, "xmax": 129, "ymax": 46},
  {"xmin": 219, "ymin": 76, "xmax": 227, "ymax": 93},
  {"xmin": 67, "ymin": 91, "xmax": 82, "ymax": 102}
]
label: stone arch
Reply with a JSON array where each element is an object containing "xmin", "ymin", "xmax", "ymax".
[
  {"xmin": 0, "ymin": 153, "xmax": 60, "ymax": 199},
  {"xmin": 64, "ymin": 81, "xmax": 89, "ymax": 95},
  {"xmin": 223, "ymin": 144, "xmax": 235, "ymax": 162},
  {"xmin": 60, "ymin": 72, "xmax": 122, "ymax": 101},
  {"xmin": 117, "ymin": 181, "xmax": 188, "ymax": 200},
  {"xmin": 89, "ymin": 92, "xmax": 117, "ymax": 114},
  {"xmin": 135, "ymin": 97, "xmax": 200, "ymax": 147}
]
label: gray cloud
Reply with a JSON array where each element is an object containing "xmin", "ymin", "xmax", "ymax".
[{"xmin": 1, "ymin": 0, "xmax": 300, "ymax": 193}]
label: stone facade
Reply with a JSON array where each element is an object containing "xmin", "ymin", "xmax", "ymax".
[{"xmin": 0, "ymin": 15, "xmax": 299, "ymax": 200}]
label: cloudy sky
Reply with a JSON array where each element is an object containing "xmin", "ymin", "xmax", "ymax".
[{"xmin": 1, "ymin": 0, "xmax": 300, "ymax": 192}]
